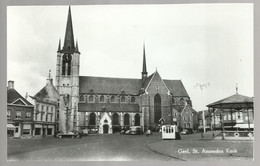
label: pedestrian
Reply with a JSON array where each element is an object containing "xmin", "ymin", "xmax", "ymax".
[{"xmin": 146, "ymin": 129, "xmax": 151, "ymax": 136}]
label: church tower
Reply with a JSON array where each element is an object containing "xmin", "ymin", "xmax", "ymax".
[{"xmin": 56, "ymin": 6, "xmax": 80, "ymax": 133}]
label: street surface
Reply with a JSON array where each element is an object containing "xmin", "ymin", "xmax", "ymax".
[{"xmin": 7, "ymin": 132, "xmax": 253, "ymax": 161}]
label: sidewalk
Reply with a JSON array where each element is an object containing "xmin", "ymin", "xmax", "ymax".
[{"xmin": 148, "ymin": 133, "xmax": 253, "ymax": 161}]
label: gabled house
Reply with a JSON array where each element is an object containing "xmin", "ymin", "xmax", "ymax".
[
  {"xmin": 30, "ymin": 73, "xmax": 59, "ymax": 137},
  {"xmin": 7, "ymin": 81, "xmax": 34, "ymax": 138}
]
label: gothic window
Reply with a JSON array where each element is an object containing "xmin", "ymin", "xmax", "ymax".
[
  {"xmin": 124, "ymin": 113, "xmax": 130, "ymax": 126},
  {"xmin": 79, "ymin": 95, "xmax": 85, "ymax": 102},
  {"xmin": 89, "ymin": 95, "xmax": 94, "ymax": 103},
  {"xmin": 62, "ymin": 53, "xmax": 72, "ymax": 76},
  {"xmin": 120, "ymin": 96, "xmax": 126, "ymax": 103},
  {"xmin": 112, "ymin": 113, "xmax": 119, "ymax": 125},
  {"xmin": 154, "ymin": 93, "xmax": 162, "ymax": 124},
  {"xmin": 100, "ymin": 95, "xmax": 105, "ymax": 103},
  {"xmin": 134, "ymin": 113, "xmax": 140, "ymax": 126},
  {"xmin": 89, "ymin": 112, "xmax": 96, "ymax": 126},
  {"xmin": 130, "ymin": 96, "xmax": 135, "ymax": 103},
  {"xmin": 111, "ymin": 96, "xmax": 115, "ymax": 103}
]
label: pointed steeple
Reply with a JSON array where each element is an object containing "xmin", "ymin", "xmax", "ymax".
[
  {"xmin": 236, "ymin": 83, "xmax": 238, "ymax": 94},
  {"xmin": 62, "ymin": 6, "xmax": 75, "ymax": 52},
  {"xmin": 142, "ymin": 43, "xmax": 148, "ymax": 81},
  {"xmin": 57, "ymin": 39, "xmax": 61, "ymax": 52},
  {"xmin": 75, "ymin": 39, "xmax": 79, "ymax": 52}
]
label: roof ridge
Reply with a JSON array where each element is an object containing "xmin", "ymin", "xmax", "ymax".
[{"xmin": 80, "ymin": 75, "xmax": 142, "ymax": 81}]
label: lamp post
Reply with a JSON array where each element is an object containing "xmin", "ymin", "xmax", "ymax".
[{"xmin": 194, "ymin": 83, "xmax": 210, "ymax": 134}]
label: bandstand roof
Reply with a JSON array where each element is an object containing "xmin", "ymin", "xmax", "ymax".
[{"xmin": 207, "ymin": 94, "xmax": 253, "ymax": 109}]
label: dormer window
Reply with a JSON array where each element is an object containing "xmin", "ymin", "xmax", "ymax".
[
  {"xmin": 89, "ymin": 95, "xmax": 94, "ymax": 103},
  {"xmin": 120, "ymin": 96, "xmax": 126, "ymax": 103},
  {"xmin": 79, "ymin": 95, "xmax": 85, "ymax": 102},
  {"xmin": 100, "ymin": 95, "xmax": 105, "ymax": 103},
  {"xmin": 130, "ymin": 96, "xmax": 135, "ymax": 103},
  {"xmin": 111, "ymin": 96, "xmax": 115, "ymax": 103}
]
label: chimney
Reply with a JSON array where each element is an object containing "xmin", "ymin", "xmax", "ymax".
[{"xmin": 8, "ymin": 80, "xmax": 14, "ymax": 90}]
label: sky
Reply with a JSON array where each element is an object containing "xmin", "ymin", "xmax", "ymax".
[{"xmin": 7, "ymin": 4, "xmax": 253, "ymax": 111}]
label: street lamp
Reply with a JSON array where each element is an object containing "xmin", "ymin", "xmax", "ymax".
[{"xmin": 194, "ymin": 83, "xmax": 210, "ymax": 134}]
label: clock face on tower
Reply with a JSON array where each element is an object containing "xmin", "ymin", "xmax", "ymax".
[{"xmin": 63, "ymin": 53, "xmax": 72, "ymax": 61}]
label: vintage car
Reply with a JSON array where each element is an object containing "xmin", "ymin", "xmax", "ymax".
[
  {"xmin": 56, "ymin": 131, "xmax": 81, "ymax": 139},
  {"xmin": 129, "ymin": 126, "xmax": 143, "ymax": 135}
]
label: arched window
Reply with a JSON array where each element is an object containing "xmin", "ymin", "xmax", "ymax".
[
  {"xmin": 100, "ymin": 95, "xmax": 105, "ymax": 103},
  {"xmin": 89, "ymin": 95, "xmax": 94, "ymax": 103},
  {"xmin": 79, "ymin": 95, "xmax": 85, "ymax": 102},
  {"xmin": 124, "ymin": 113, "xmax": 130, "ymax": 126},
  {"xmin": 112, "ymin": 113, "xmax": 119, "ymax": 125},
  {"xmin": 111, "ymin": 96, "xmax": 115, "ymax": 103},
  {"xmin": 89, "ymin": 112, "xmax": 96, "ymax": 126},
  {"xmin": 62, "ymin": 53, "xmax": 72, "ymax": 76},
  {"xmin": 154, "ymin": 93, "xmax": 162, "ymax": 124},
  {"xmin": 121, "ymin": 96, "xmax": 126, "ymax": 103},
  {"xmin": 130, "ymin": 96, "xmax": 135, "ymax": 103},
  {"xmin": 134, "ymin": 113, "xmax": 140, "ymax": 126}
]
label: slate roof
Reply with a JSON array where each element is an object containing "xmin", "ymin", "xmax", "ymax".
[
  {"xmin": 78, "ymin": 103, "xmax": 140, "ymax": 112},
  {"xmin": 7, "ymin": 88, "xmax": 33, "ymax": 106},
  {"xmin": 32, "ymin": 81, "xmax": 59, "ymax": 102},
  {"xmin": 141, "ymin": 73, "xmax": 154, "ymax": 89},
  {"xmin": 79, "ymin": 76, "xmax": 142, "ymax": 95},
  {"xmin": 207, "ymin": 94, "xmax": 253, "ymax": 109},
  {"xmin": 163, "ymin": 79, "xmax": 189, "ymax": 97},
  {"xmin": 79, "ymin": 74, "xmax": 190, "ymax": 97}
]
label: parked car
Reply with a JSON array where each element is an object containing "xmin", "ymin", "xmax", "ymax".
[
  {"xmin": 187, "ymin": 128, "xmax": 194, "ymax": 134},
  {"xmin": 180, "ymin": 129, "xmax": 189, "ymax": 135},
  {"xmin": 82, "ymin": 129, "xmax": 88, "ymax": 136},
  {"xmin": 56, "ymin": 131, "xmax": 81, "ymax": 139},
  {"xmin": 88, "ymin": 128, "xmax": 99, "ymax": 134},
  {"xmin": 129, "ymin": 126, "xmax": 143, "ymax": 135}
]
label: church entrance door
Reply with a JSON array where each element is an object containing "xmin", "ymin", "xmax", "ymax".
[{"xmin": 103, "ymin": 125, "xmax": 109, "ymax": 134}]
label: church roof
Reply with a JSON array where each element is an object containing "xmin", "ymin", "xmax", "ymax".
[
  {"xmin": 163, "ymin": 79, "xmax": 189, "ymax": 97},
  {"xmin": 79, "ymin": 76, "xmax": 142, "ymax": 95},
  {"xmin": 79, "ymin": 74, "xmax": 190, "ymax": 97},
  {"xmin": 78, "ymin": 103, "xmax": 140, "ymax": 112},
  {"xmin": 7, "ymin": 88, "xmax": 33, "ymax": 106}
]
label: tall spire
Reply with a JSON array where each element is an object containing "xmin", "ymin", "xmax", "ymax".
[
  {"xmin": 57, "ymin": 38, "xmax": 61, "ymax": 52},
  {"xmin": 236, "ymin": 83, "xmax": 238, "ymax": 94},
  {"xmin": 142, "ymin": 43, "xmax": 148, "ymax": 80},
  {"xmin": 62, "ymin": 6, "xmax": 75, "ymax": 52},
  {"xmin": 75, "ymin": 39, "xmax": 79, "ymax": 52}
]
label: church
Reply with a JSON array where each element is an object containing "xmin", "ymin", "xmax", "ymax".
[{"xmin": 56, "ymin": 6, "xmax": 195, "ymax": 134}]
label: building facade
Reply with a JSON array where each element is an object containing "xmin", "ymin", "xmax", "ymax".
[
  {"xmin": 56, "ymin": 7, "xmax": 195, "ymax": 134},
  {"xmin": 30, "ymin": 74, "xmax": 60, "ymax": 137},
  {"xmin": 7, "ymin": 81, "xmax": 34, "ymax": 138}
]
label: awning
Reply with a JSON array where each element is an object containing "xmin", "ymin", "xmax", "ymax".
[
  {"xmin": 7, "ymin": 124, "xmax": 16, "ymax": 129},
  {"xmin": 234, "ymin": 124, "xmax": 254, "ymax": 129}
]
